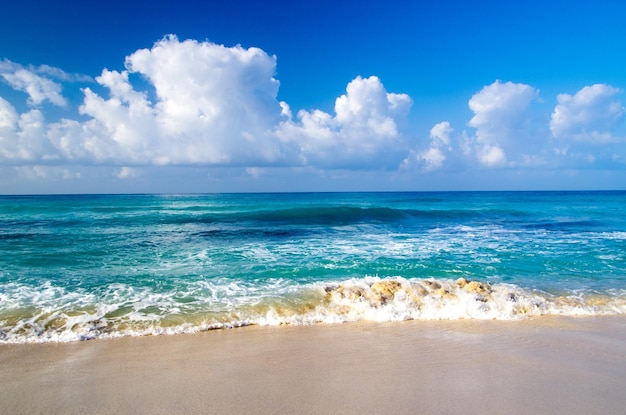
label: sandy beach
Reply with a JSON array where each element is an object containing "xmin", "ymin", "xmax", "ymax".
[{"xmin": 1, "ymin": 316, "xmax": 625, "ymax": 415}]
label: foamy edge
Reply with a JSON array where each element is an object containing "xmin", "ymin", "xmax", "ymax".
[{"xmin": 1, "ymin": 277, "xmax": 625, "ymax": 343}]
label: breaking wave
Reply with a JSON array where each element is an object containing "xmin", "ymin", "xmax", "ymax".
[{"xmin": 1, "ymin": 277, "xmax": 625, "ymax": 344}]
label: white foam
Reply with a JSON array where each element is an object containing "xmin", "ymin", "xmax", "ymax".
[{"xmin": 1, "ymin": 277, "xmax": 625, "ymax": 344}]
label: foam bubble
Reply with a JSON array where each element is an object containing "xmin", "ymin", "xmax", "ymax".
[{"xmin": 1, "ymin": 277, "xmax": 625, "ymax": 344}]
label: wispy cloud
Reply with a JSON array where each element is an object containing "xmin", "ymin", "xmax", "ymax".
[
  {"xmin": 0, "ymin": 59, "xmax": 68, "ymax": 107},
  {"xmin": 34, "ymin": 64, "xmax": 93, "ymax": 83}
]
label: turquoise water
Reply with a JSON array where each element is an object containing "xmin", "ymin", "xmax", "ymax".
[{"xmin": 1, "ymin": 191, "xmax": 625, "ymax": 342}]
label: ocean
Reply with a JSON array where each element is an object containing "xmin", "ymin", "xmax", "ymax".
[{"xmin": 1, "ymin": 191, "xmax": 625, "ymax": 343}]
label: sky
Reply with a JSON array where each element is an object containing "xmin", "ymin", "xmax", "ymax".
[{"xmin": 1, "ymin": 0, "xmax": 626, "ymax": 194}]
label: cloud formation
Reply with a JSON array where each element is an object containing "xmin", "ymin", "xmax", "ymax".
[
  {"xmin": 1, "ymin": 36, "xmax": 414, "ymax": 171},
  {"xmin": 0, "ymin": 60, "xmax": 68, "ymax": 107},
  {"xmin": 418, "ymin": 121, "xmax": 452, "ymax": 171},
  {"xmin": 550, "ymin": 84, "xmax": 625, "ymax": 143},
  {"xmin": 1, "ymin": 35, "xmax": 626, "ymax": 191},
  {"xmin": 60, "ymin": 36, "xmax": 290, "ymax": 166},
  {"xmin": 275, "ymin": 75, "xmax": 412, "ymax": 169},
  {"xmin": 1, "ymin": 37, "xmax": 294, "ymax": 166},
  {"xmin": 466, "ymin": 80, "xmax": 539, "ymax": 167},
  {"xmin": 0, "ymin": 97, "xmax": 53, "ymax": 162}
]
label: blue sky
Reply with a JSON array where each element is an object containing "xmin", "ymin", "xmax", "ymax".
[{"xmin": 1, "ymin": 0, "xmax": 625, "ymax": 193}]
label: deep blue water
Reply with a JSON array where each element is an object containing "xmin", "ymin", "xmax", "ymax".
[{"xmin": 1, "ymin": 191, "xmax": 625, "ymax": 342}]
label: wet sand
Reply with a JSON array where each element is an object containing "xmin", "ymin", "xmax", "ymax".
[{"xmin": 1, "ymin": 316, "xmax": 625, "ymax": 415}]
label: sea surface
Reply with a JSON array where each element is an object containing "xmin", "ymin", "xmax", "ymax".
[{"xmin": 1, "ymin": 191, "xmax": 625, "ymax": 343}]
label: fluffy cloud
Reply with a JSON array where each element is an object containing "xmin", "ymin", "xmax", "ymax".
[
  {"xmin": 3, "ymin": 34, "xmax": 626, "ymax": 191},
  {"xmin": 0, "ymin": 37, "xmax": 296, "ymax": 166},
  {"xmin": 0, "ymin": 96, "xmax": 17, "ymax": 129},
  {"xmin": 55, "ymin": 36, "xmax": 291, "ymax": 166},
  {"xmin": 0, "ymin": 97, "xmax": 54, "ymax": 162},
  {"xmin": 550, "ymin": 84, "xmax": 625, "ymax": 142},
  {"xmin": 418, "ymin": 121, "xmax": 452, "ymax": 171},
  {"xmin": 1, "ymin": 37, "xmax": 413, "ymax": 171},
  {"xmin": 467, "ymin": 80, "xmax": 539, "ymax": 166},
  {"xmin": 0, "ymin": 60, "xmax": 67, "ymax": 107},
  {"xmin": 0, "ymin": 97, "xmax": 19, "ymax": 159},
  {"xmin": 275, "ymin": 75, "xmax": 412, "ymax": 169}
]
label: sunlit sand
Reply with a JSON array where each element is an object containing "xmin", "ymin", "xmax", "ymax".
[{"xmin": 2, "ymin": 316, "xmax": 625, "ymax": 414}]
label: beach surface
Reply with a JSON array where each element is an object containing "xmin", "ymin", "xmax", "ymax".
[{"xmin": 1, "ymin": 316, "xmax": 625, "ymax": 415}]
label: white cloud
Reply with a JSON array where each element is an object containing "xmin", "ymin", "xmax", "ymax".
[
  {"xmin": 429, "ymin": 121, "xmax": 452, "ymax": 147},
  {"xmin": 0, "ymin": 97, "xmax": 55, "ymax": 162},
  {"xmin": 275, "ymin": 75, "xmax": 413, "ymax": 169},
  {"xmin": 34, "ymin": 64, "xmax": 93, "ymax": 83},
  {"xmin": 16, "ymin": 109, "xmax": 50, "ymax": 160},
  {"xmin": 418, "ymin": 121, "xmax": 453, "ymax": 171},
  {"xmin": 478, "ymin": 145, "xmax": 507, "ymax": 167},
  {"xmin": 466, "ymin": 80, "xmax": 539, "ymax": 167},
  {"xmin": 48, "ymin": 35, "xmax": 296, "ymax": 166},
  {"xmin": 1, "ymin": 37, "xmax": 414, "ymax": 172},
  {"xmin": 76, "ymin": 68, "xmax": 158, "ymax": 163},
  {"xmin": 4, "ymin": 34, "xmax": 625, "ymax": 192},
  {"xmin": 550, "ymin": 84, "xmax": 625, "ymax": 142},
  {"xmin": 0, "ymin": 96, "xmax": 18, "ymax": 130},
  {"xmin": 115, "ymin": 166, "xmax": 138, "ymax": 179},
  {"xmin": 0, "ymin": 59, "xmax": 67, "ymax": 107},
  {"xmin": 128, "ymin": 35, "xmax": 294, "ymax": 166},
  {"xmin": 10, "ymin": 165, "xmax": 82, "ymax": 181},
  {"xmin": 419, "ymin": 147, "xmax": 446, "ymax": 171},
  {"xmin": 0, "ymin": 97, "xmax": 19, "ymax": 160}
]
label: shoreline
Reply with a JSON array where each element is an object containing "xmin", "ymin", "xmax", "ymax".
[{"xmin": 2, "ymin": 316, "xmax": 625, "ymax": 414}]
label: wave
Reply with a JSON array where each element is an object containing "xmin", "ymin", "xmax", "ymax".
[
  {"xmin": 1, "ymin": 277, "xmax": 625, "ymax": 344},
  {"xmin": 161, "ymin": 206, "xmax": 532, "ymax": 229},
  {"xmin": 1, "ymin": 199, "xmax": 609, "ymax": 234},
  {"xmin": 162, "ymin": 206, "xmax": 409, "ymax": 227}
]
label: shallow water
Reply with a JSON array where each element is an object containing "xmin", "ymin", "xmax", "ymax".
[{"xmin": 1, "ymin": 191, "xmax": 625, "ymax": 342}]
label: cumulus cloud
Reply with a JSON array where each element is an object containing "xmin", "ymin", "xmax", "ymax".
[
  {"xmin": 52, "ymin": 35, "xmax": 291, "ymax": 166},
  {"xmin": 429, "ymin": 121, "xmax": 453, "ymax": 147},
  {"xmin": 418, "ymin": 121, "xmax": 453, "ymax": 171},
  {"xmin": 466, "ymin": 80, "xmax": 539, "ymax": 166},
  {"xmin": 0, "ymin": 59, "xmax": 68, "ymax": 107},
  {"xmin": 275, "ymin": 75, "xmax": 412, "ymax": 169},
  {"xmin": 550, "ymin": 84, "xmax": 625, "ymax": 142},
  {"xmin": 0, "ymin": 97, "xmax": 19, "ymax": 159},
  {"xmin": 0, "ymin": 37, "xmax": 414, "ymax": 172},
  {"xmin": 0, "ymin": 97, "xmax": 55, "ymax": 162},
  {"xmin": 5, "ymin": 34, "xmax": 625, "ymax": 189},
  {"xmin": 0, "ymin": 96, "xmax": 17, "ymax": 130}
]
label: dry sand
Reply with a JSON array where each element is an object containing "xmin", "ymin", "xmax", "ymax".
[{"xmin": 1, "ymin": 316, "xmax": 625, "ymax": 415}]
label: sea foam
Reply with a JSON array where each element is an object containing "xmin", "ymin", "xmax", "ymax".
[
  {"xmin": 2, "ymin": 191, "xmax": 625, "ymax": 343},
  {"xmin": 2, "ymin": 276, "xmax": 625, "ymax": 343}
]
